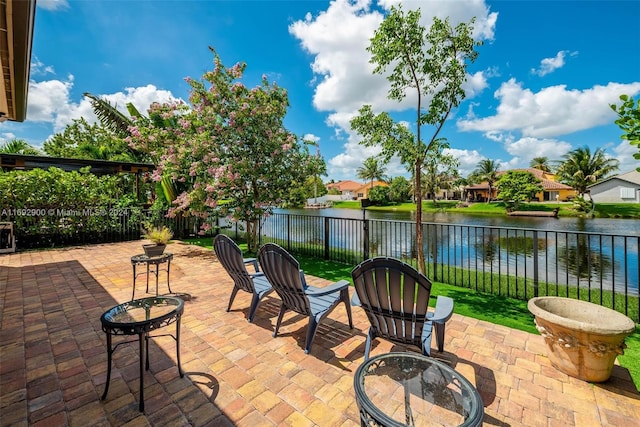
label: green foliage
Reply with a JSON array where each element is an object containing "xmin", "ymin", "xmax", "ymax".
[
  {"xmin": 388, "ymin": 176, "xmax": 411, "ymax": 203},
  {"xmin": 469, "ymin": 159, "xmax": 500, "ymax": 202},
  {"xmin": 530, "ymin": 156, "xmax": 551, "ymax": 172},
  {"xmin": 127, "ymin": 48, "xmax": 316, "ymax": 250},
  {"xmin": 43, "ymin": 117, "xmax": 143, "ymax": 162},
  {"xmin": 0, "ymin": 167, "xmax": 142, "ymax": 240},
  {"xmin": 357, "ymin": 157, "xmax": 387, "ymax": 187},
  {"xmin": 555, "ymin": 146, "xmax": 619, "ymax": 197},
  {"xmin": 351, "ymin": 6, "xmax": 480, "ymax": 273},
  {"xmin": 496, "ymin": 170, "xmax": 544, "ymax": 210},
  {"xmin": 0, "ymin": 138, "xmax": 41, "ymax": 155},
  {"xmin": 421, "ymin": 139, "xmax": 459, "ymax": 204},
  {"xmin": 83, "ymin": 92, "xmax": 136, "ymax": 137},
  {"xmin": 610, "ymin": 94, "xmax": 640, "ymax": 169},
  {"xmin": 141, "ymin": 224, "xmax": 173, "ymax": 244},
  {"xmin": 368, "ymin": 185, "xmax": 390, "ymax": 205}
]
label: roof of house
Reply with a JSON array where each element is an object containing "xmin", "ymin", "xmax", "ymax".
[
  {"xmin": 588, "ymin": 170, "xmax": 640, "ymax": 188},
  {"xmin": 326, "ymin": 180, "xmax": 363, "ymax": 192},
  {"xmin": 465, "ymin": 168, "xmax": 574, "ymax": 191},
  {"xmin": 0, "ymin": 153, "xmax": 154, "ymax": 175},
  {"xmin": 0, "ymin": 0, "xmax": 36, "ymax": 122},
  {"xmin": 355, "ymin": 180, "xmax": 389, "ymax": 193}
]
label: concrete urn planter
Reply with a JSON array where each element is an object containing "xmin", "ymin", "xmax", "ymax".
[{"xmin": 528, "ymin": 297, "xmax": 636, "ymax": 382}]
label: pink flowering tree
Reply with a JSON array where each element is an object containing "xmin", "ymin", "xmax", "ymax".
[{"xmin": 128, "ymin": 48, "xmax": 315, "ymax": 250}]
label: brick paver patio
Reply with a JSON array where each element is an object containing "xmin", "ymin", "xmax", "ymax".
[{"xmin": 1, "ymin": 241, "xmax": 639, "ymax": 426}]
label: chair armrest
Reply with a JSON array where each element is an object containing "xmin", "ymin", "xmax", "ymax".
[
  {"xmin": 249, "ymin": 272, "xmax": 265, "ymax": 279},
  {"xmin": 305, "ymin": 280, "xmax": 350, "ymax": 296},
  {"xmin": 430, "ymin": 296, "xmax": 454, "ymax": 323},
  {"xmin": 244, "ymin": 257, "xmax": 259, "ymax": 272}
]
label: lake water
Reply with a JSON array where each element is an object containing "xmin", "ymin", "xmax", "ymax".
[{"xmin": 278, "ymin": 207, "xmax": 640, "ymax": 236}]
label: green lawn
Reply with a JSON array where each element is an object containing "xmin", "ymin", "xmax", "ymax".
[
  {"xmin": 187, "ymin": 237, "xmax": 640, "ymax": 388},
  {"xmin": 332, "ymin": 200, "xmax": 640, "ymax": 218}
]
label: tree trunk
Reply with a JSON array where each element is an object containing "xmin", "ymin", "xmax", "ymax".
[{"xmin": 415, "ymin": 161, "xmax": 425, "ymax": 274}]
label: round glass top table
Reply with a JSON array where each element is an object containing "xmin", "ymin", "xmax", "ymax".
[
  {"xmin": 100, "ymin": 296, "xmax": 184, "ymax": 412},
  {"xmin": 354, "ymin": 352, "xmax": 484, "ymax": 427}
]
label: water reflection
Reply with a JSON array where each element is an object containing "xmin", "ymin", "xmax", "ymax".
[
  {"xmin": 269, "ymin": 208, "xmax": 639, "ymax": 291},
  {"xmin": 558, "ymin": 234, "xmax": 612, "ymax": 280}
]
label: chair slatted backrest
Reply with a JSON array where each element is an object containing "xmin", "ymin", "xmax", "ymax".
[
  {"xmin": 351, "ymin": 257, "xmax": 432, "ymax": 348},
  {"xmin": 258, "ymin": 243, "xmax": 311, "ymax": 315},
  {"xmin": 214, "ymin": 234, "xmax": 255, "ymax": 293}
]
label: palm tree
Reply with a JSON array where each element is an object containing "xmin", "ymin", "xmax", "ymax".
[
  {"xmin": 0, "ymin": 139, "xmax": 41, "ymax": 155},
  {"xmin": 555, "ymin": 146, "xmax": 619, "ymax": 197},
  {"xmin": 472, "ymin": 159, "xmax": 500, "ymax": 202},
  {"xmin": 357, "ymin": 157, "xmax": 386, "ymax": 189},
  {"xmin": 530, "ymin": 156, "xmax": 551, "ymax": 172}
]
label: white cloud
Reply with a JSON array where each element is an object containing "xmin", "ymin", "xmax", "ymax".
[
  {"xmin": 37, "ymin": 0, "xmax": 69, "ymax": 11},
  {"xmin": 445, "ymin": 148, "xmax": 485, "ymax": 177},
  {"xmin": 503, "ymin": 136, "xmax": 572, "ymax": 168},
  {"xmin": 0, "ymin": 133, "xmax": 16, "ymax": 143},
  {"xmin": 26, "ymin": 76, "xmax": 177, "ymax": 135},
  {"xmin": 302, "ymin": 133, "xmax": 320, "ymax": 143},
  {"xmin": 30, "ymin": 57, "xmax": 55, "ymax": 77},
  {"xmin": 612, "ymin": 140, "xmax": 640, "ymax": 174},
  {"xmin": 531, "ymin": 50, "xmax": 577, "ymax": 77},
  {"xmin": 290, "ymin": 0, "xmax": 497, "ymax": 180},
  {"xmin": 458, "ymin": 79, "xmax": 640, "ymax": 138}
]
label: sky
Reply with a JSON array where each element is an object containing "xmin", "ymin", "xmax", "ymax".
[{"xmin": 3, "ymin": 0, "xmax": 640, "ymax": 181}]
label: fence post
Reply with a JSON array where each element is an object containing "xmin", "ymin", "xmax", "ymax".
[
  {"xmin": 533, "ymin": 230, "xmax": 539, "ymax": 297},
  {"xmin": 324, "ymin": 217, "xmax": 330, "ymax": 260},
  {"xmin": 287, "ymin": 214, "xmax": 291, "ymax": 251},
  {"xmin": 362, "ymin": 209, "xmax": 369, "ymax": 261}
]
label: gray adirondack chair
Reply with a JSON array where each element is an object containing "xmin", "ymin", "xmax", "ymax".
[
  {"xmin": 351, "ymin": 257, "xmax": 454, "ymax": 360},
  {"xmin": 214, "ymin": 234, "xmax": 273, "ymax": 322},
  {"xmin": 257, "ymin": 243, "xmax": 354, "ymax": 354}
]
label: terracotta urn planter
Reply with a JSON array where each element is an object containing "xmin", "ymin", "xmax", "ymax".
[{"xmin": 528, "ymin": 296, "xmax": 636, "ymax": 382}]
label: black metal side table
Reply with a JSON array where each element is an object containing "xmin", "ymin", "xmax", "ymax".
[
  {"xmin": 354, "ymin": 352, "xmax": 484, "ymax": 427},
  {"xmin": 131, "ymin": 253, "xmax": 173, "ymax": 300},
  {"xmin": 100, "ymin": 296, "xmax": 184, "ymax": 412}
]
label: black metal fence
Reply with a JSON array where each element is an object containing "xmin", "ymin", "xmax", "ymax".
[
  {"xmin": 3, "ymin": 209, "xmax": 638, "ymax": 321},
  {"xmin": 232, "ymin": 212, "xmax": 639, "ymax": 322},
  {"xmin": 0, "ymin": 208, "xmax": 199, "ymax": 250}
]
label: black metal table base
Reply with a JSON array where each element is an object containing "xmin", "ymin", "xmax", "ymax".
[{"xmin": 100, "ymin": 297, "xmax": 184, "ymax": 412}]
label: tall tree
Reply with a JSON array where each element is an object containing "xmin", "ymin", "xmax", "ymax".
[
  {"xmin": 357, "ymin": 157, "xmax": 386, "ymax": 189},
  {"xmin": 530, "ymin": 156, "xmax": 551, "ymax": 172},
  {"xmin": 0, "ymin": 139, "xmax": 41, "ymax": 155},
  {"xmin": 350, "ymin": 6, "xmax": 480, "ymax": 273},
  {"xmin": 471, "ymin": 159, "xmax": 500, "ymax": 202},
  {"xmin": 610, "ymin": 94, "xmax": 640, "ymax": 171},
  {"xmin": 555, "ymin": 146, "xmax": 619, "ymax": 197},
  {"xmin": 128, "ymin": 48, "xmax": 316, "ymax": 250}
]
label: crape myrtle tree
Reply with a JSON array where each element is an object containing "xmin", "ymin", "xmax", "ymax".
[
  {"xmin": 351, "ymin": 6, "xmax": 480, "ymax": 273},
  {"xmin": 128, "ymin": 48, "xmax": 316, "ymax": 250}
]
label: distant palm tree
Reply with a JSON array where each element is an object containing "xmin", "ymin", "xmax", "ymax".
[
  {"xmin": 472, "ymin": 159, "xmax": 500, "ymax": 202},
  {"xmin": 357, "ymin": 157, "xmax": 386, "ymax": 189},
  {"xmin": 555, "ymin": 146, "xmax": 619, "ymax": 197},
  {"xmin": 0, "ymin": 139, "xmax": 41, "ymax": 155},
  {"xmin": 530, "ymin": 156, "xmax": 551, "ymax": 172}
]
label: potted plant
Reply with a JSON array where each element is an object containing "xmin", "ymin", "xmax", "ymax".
[{"xmin": 141, "ymin": 224, "xmax": 173, "ymax": 256}]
